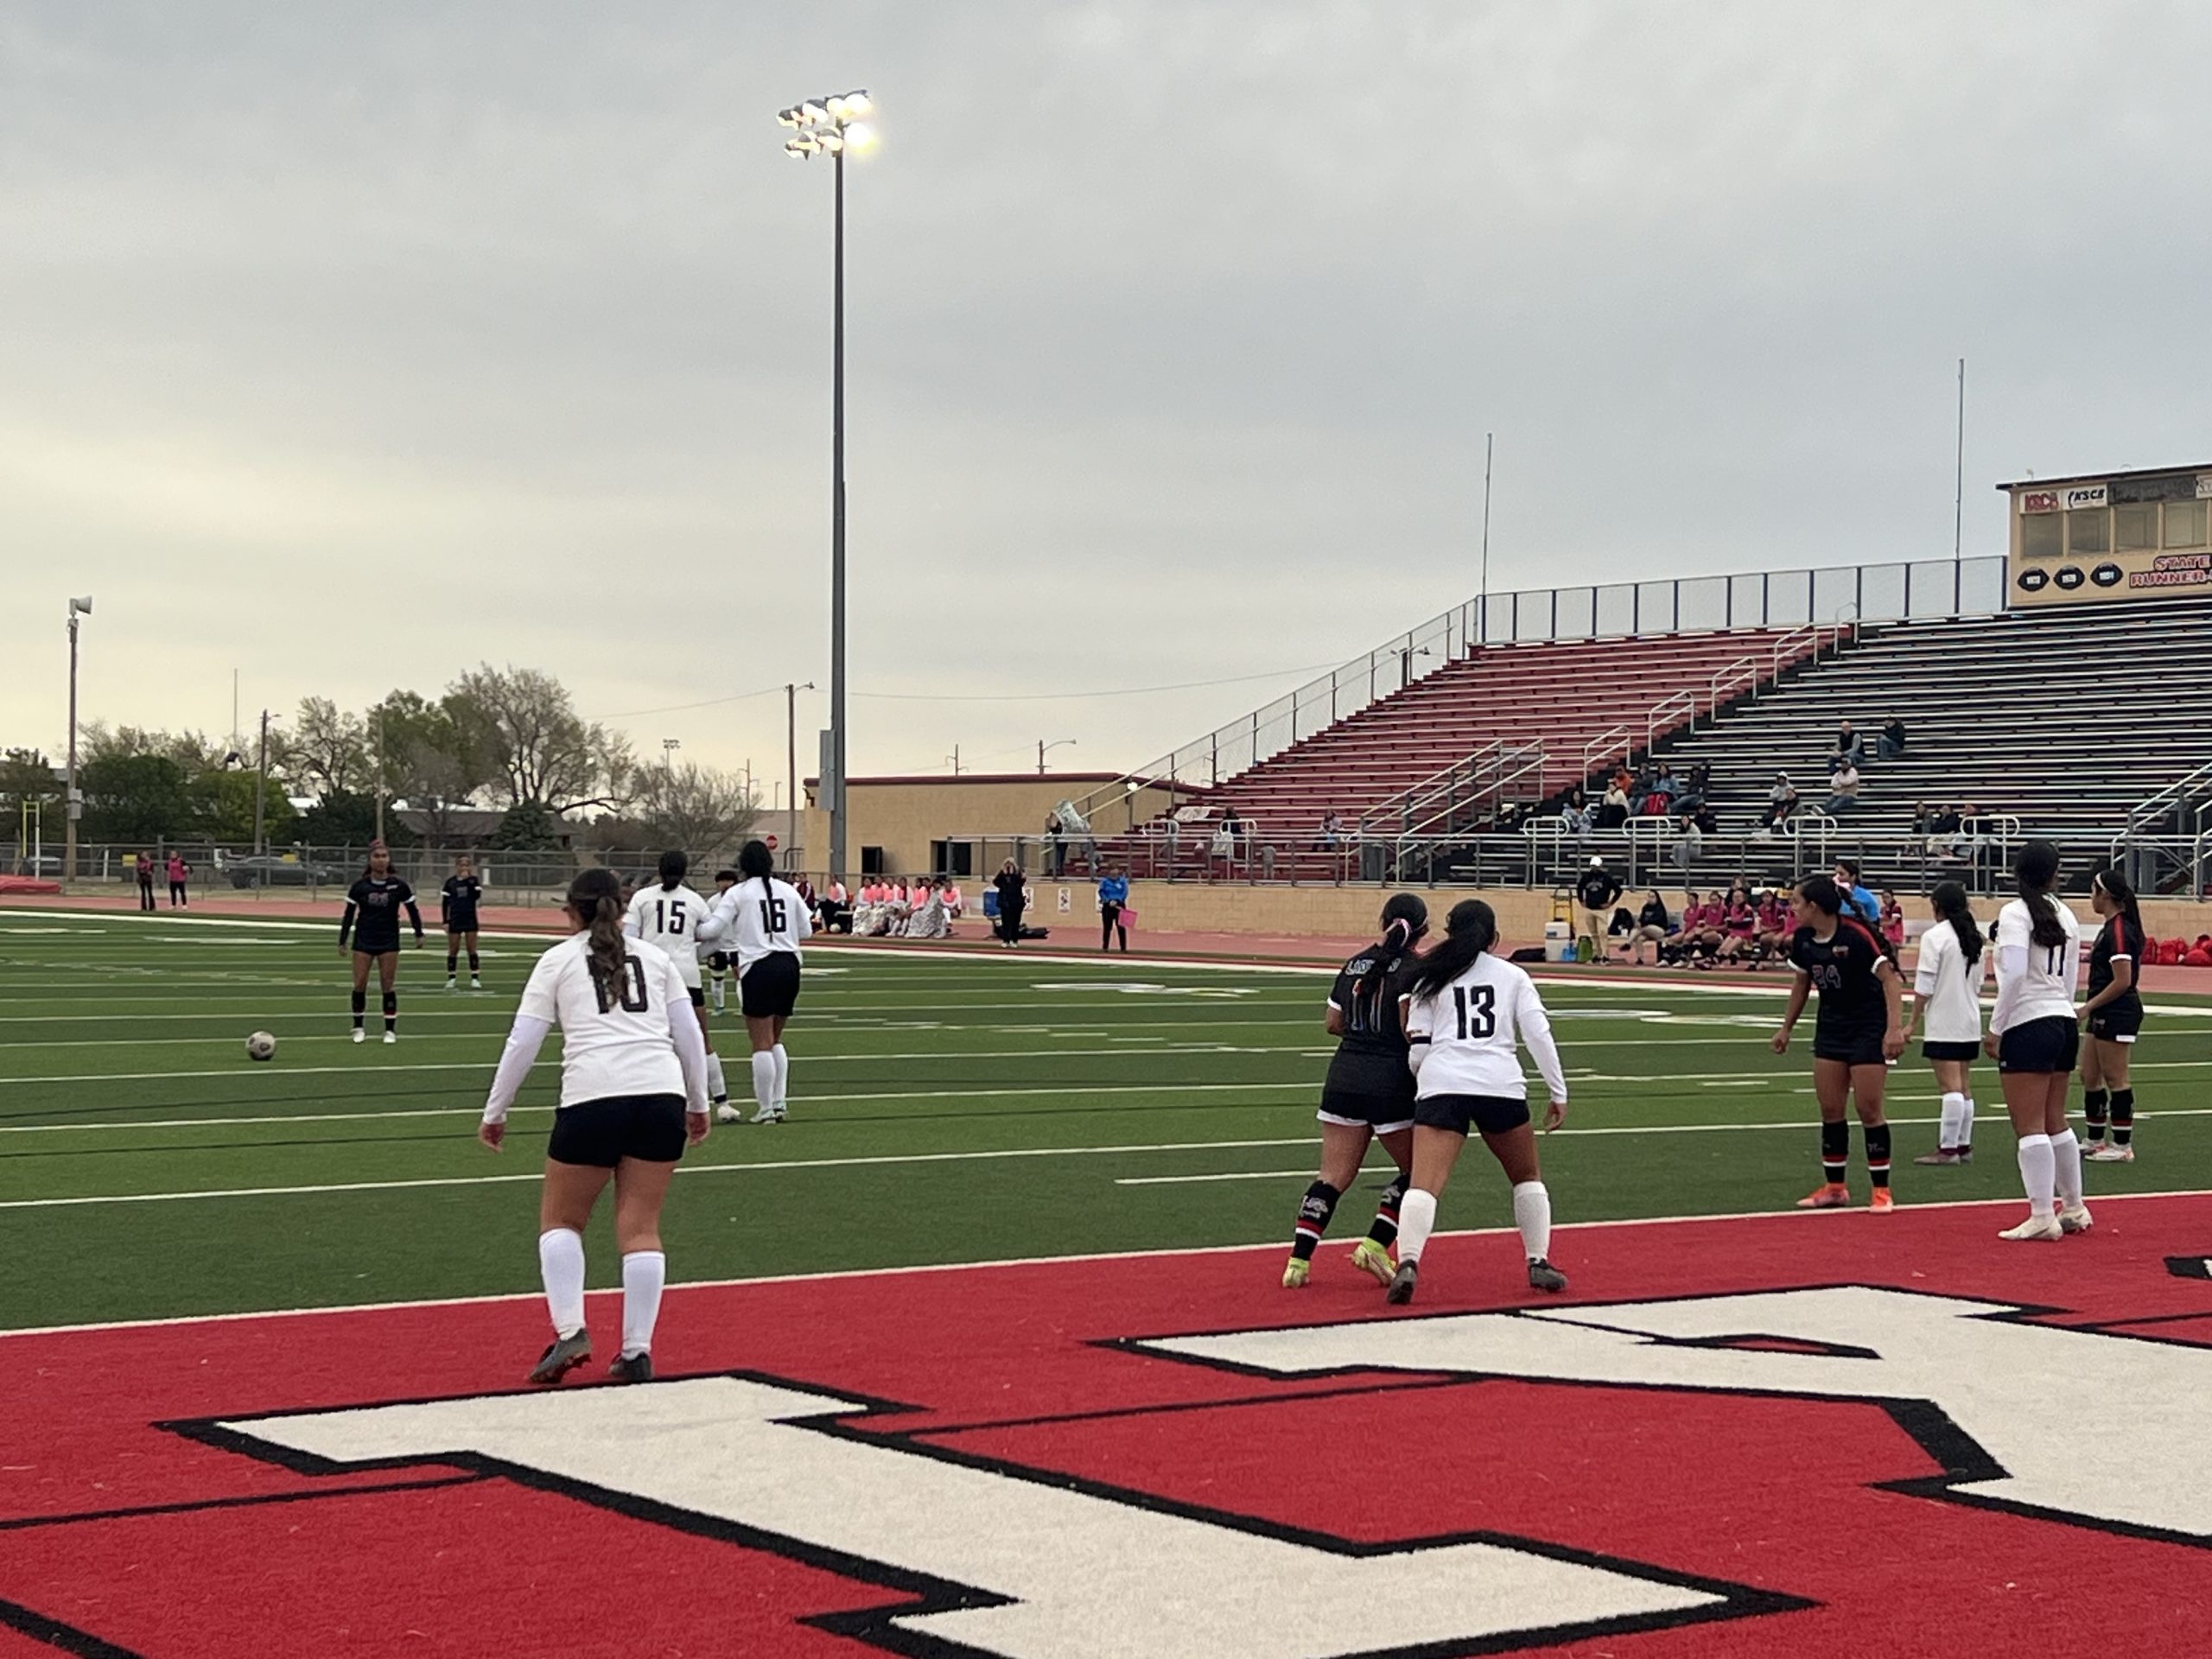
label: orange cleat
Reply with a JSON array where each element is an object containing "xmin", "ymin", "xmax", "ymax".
[
  {"xmin": 1867, "ymin": 1188, "xmax": 1896, "ymax": 1213},
  {"xmin": 1796, "ymin": 1183, "xmax": 1852, "ymax": 1210}
]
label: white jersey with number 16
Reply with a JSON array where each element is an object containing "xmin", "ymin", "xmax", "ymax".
[
  {"xmin": 625, "ymin": 883, "xmax": 709, "ymax": 988},
  {"xmin": 700, "ymin": 875, "xmax": 813, "ymax": 972}
]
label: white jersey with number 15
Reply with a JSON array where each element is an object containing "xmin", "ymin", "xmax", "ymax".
[
  {"xmin": 625, "ymin": 883, "xmax": 709, "ymax": 988},
  {"xmin": 700, "ymin": 875, "xmax": 813, "ymax": 972}
]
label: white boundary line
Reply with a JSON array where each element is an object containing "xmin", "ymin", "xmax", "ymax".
[{"xmin": 10, "ymin": 1186, "xmax": 2209, "ymax": 1341}]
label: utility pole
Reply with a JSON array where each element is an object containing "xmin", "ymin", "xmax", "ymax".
[
  {"xmin": 373, "ymin": 706, "xmax": 385, "ymax": 843},
  {"xmin": 63, "ymin": 597, "xmax": 91, "ymax": 891},
  {"xmin": 253, "ymin": 710, "xmax": 270, "ymax": 858}
]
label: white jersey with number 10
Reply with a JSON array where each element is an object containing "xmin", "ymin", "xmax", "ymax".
[
  {"xmin": 701, "ymin": 876, "xmax": 813, "ymax": 972},
  {"xmin": 625, "ymin": 883, "xmax": 709, "ymax": 988}
]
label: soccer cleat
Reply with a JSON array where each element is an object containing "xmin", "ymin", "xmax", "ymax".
[
  {"xmin": 2088, "ymin": 1144, "xmax": 2135, "ymax": 1163},
  {"xmin": 470, "ymin": 976, "xmax": 483, "ymax": 991},
  {"xmin": 1527, "ymin": 1258, "xmax": 1568, "ymax": 1293},
  {"xmin": 351, "ymin": 1028, "xmax": 365, "ymax": 1044},
  {"xmin": 1796, "ymin": 1183, "xmax": 1851, "ymax": 1210},
  {"xmin": 383, "ymin": 1030, "xmax": 397, "ymax": 1045},
  {"xmin": 1349, "ymin": 1238, "xmax": 1395, "ymax": 1287},
  {"xmin": 528, "ymin": 1329, "xmax": 593, "ymax": 1385},
  {"xmin": 1913, "ymin": 1149, "xmax": 1967, "ymax": 1166},
  {"xmin": 1385, "ymin": 1261, "xmax": 1419, "ymax": 1306},
  {"xmin": 1999, "ymin": 1213, "xmax": 2063, "ymax": 1242},
  {"xmin": 2059, "ymin": 1203, "xmax": 2094, "ymax": 1235},
  {"xmin": 751, "ymin": 1103, "xmax": 786, "ymax": 1125},
  {"xmin": 445, "ymin": 976, "xmax": 456, "ymax": 991},
  {"xmin": 608, "ymin": 1351, "xmax": 655, "ymax": 1383},
  {"xmin": 715, "ymin": 1103, "xmax": 742, "ymax": 1124},
  {"xmin": 1867, "ymin": 1188, "xmax": 1896, "ymax": 1214},
  {"xmin": 1281, "ymin": 1258, "xmax": 1310, "ymax": 1289}
]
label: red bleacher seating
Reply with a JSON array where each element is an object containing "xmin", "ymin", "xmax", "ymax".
[{"xmin": 1104, "ymin": 627, "xmax": 1819, "ymax": 881}]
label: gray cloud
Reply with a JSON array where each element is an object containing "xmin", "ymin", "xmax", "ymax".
[{"xmin": 5, "ymin": 1, "xmax": 2208, "ymax": 784}]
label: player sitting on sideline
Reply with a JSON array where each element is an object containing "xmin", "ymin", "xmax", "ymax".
[{"xmin": 480, "ymin": 868, "xmax": 710, "ymax": 1385}]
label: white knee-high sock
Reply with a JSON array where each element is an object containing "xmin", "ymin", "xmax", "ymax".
[
  {"xmin": 620, "ymin": 1250, "xmax": 665, "ymax": 1358},
  {"xmin": 750, "ymin": 1050, "xmax": 777, "ymax": 1111},
  {"xmin": 1512, "ymin": 1180, "xmax": 1552, "ymax": 1262},
  {"xmin": 705, "ymin": 1052, "xmax": 728, "ymax": 1105},
  {"xmin": 2051, "ymin": 1128, "xmax": 2083, "ymax": 1207},
  {"xmin": 1397, "ymin": 1189, "xmax": 1439, "ymax": 1264},
  {"xmin": 2017, "ymin": 1133, "xmax": 2056, "ymax": 1218},
  {"xmin": 538, "ymin": 1227, "xmax": 586, "ymax": 1338},
  {"xmin": 772, "ymin": 1043, "xmax": 791, "ymax": 1109},
  {"xmin": 1938, "ymin": 1092, "xmax": 1966, "ymax": 1150},
  {"xmin": 1959, "ymin": 1096, "xmax": 1975, "ymax": 1147}
]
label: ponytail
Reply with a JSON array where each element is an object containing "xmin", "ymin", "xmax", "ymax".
[
  {"xmin": 1930, "ymin": 880, "xmax": 1980, "ymax": 966},
  {"xmin": 2017, "ymin": 841, "xmax": 2068, "ymax": 950},
  {"xmin": 1405, "ymin": 899, "xmax": 1498, "ymax": 1000},
  {"xmin": 737, "ymin": 838, "xmax": 775, "ymax": 896},
  {"xmin": 1357, "ymin": 893, "xmax": 1429, "ymax": 1007},
  {"xmin": 567, "ymin": 868, "xmax": 628, "ymax": 998},
  {"xmin": 657, "ymin": 848, "xmax": 689, "ymax": 893}
]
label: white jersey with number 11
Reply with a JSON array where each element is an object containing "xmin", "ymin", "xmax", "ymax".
[{"xmin": 701, "ymin": 876, "xmax": 812, "ymax": 972}]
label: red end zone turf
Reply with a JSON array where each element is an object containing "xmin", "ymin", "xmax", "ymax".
[{"xmin": 6, "ymin": 1196, "xmax": 2212, "ymax": 1658}]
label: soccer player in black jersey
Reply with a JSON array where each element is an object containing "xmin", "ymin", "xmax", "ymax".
[
  {"xmin": 441, "ymin": 854, "xmax": 486, "ymax": 992},
  {"xmin": 340, "ymin": 842, "xmax": 425, "ymax": 1045},
  {"xmin": 1772, "ymin": 874, "xmax": 1905, "ymax": 1211},
  {"xmin": 1282, "ymin": 894, "xmax": 1429, "ymax": 1289},
  {"xmin": 2080, "ymin": 866, "xmax": 2147, "ymax": 1163}
]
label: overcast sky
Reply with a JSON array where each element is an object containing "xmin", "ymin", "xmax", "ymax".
[{"xmin": 6, "ymin": 2, "xmax": 2209, "ymax": 794}]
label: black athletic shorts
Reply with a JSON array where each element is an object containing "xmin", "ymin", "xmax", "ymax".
[
  {"xmin": 1414, "ymin": 1092, "xmax": 1532, "ymax": 1137},
  {"xmin": 546, "ymin": 1093, "xmax": 689, "ymax": 1167},
  {"xmin": 1921, "ymin": 1039, "xmax": 1981, "ymax": 1063},
  {"xmin": 446, "ymin": 913, "xmax": 479, "ymax": 934},
  {"xmin": 685, "ymin": 985, "xmax": 706, "ymax": 1009},
  {"xmin": 1998, "ymin": 1014, "xmax": 2080, "ymax": 1075},
  {"xmin": 741, "ymin": 953, "xmax": 802, "ymax": 1019},
  {"xmin": 1318, "ymin": 1052, "xmax": 1416, "ymax": 1134},
  {"xmin": 1813, "ymin": 1020, "xmax": 1888, "ymax": 1067},
  {"xmin": 706, "ymin": 950, "xmax": 732, "ymax": 974},
  {"xmin": 2087, "ymin": 999, "xmax": 2143, "ymax": 1044}
]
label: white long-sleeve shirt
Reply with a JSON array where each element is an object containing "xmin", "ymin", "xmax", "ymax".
[
  {"xmin": 481, "ymin": 933, "xmax": 709, "ymax": 1123},
  {"xmin": 1990, "ymin": 896, "xmax": 2082, "ymax": 1034},
  {"xmin": 1402, "ymin": 953, "xmax": 1568, "ymax": 1104}
]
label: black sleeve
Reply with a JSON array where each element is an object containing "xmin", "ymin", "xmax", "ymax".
[
  {"xmin": 402, "ymin": 881, "xmax": 425, "ymax": 936},
  {"xmin": 1328, "ymin": 965, "xmax": 1355, "ymax": 1009}
]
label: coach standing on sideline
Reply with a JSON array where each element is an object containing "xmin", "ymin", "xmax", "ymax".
[{"xmin": 1576, "ymin": 855, "xmax": 1622, "ymax": 957}]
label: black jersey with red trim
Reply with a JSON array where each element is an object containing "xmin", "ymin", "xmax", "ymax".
[
  {"xmin": 2088, "ymin": 914, "xmax": 2146, "ymax": 1001},
  {"xmin": 1328, "ymin": 949, "xmax": 1411, "ymax": 1062},
  {"xmin": 442, "ymin": 875, "xmax": 483, "ymax": 931},
  {"xmin": 1789, "ymin": 918, "xmax": 1890, "ymax": 1036},
  {"xmin": 344, "ymin": 875, "xmax": 421, "ymax": 954}
]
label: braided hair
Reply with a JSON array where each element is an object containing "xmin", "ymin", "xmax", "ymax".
[{"xmin": 567, "ymin": 868, "xmax": 627, "ymax": 997}]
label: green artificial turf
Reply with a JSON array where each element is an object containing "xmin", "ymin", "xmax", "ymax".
[{"xmin": 0, "ymin": 912, "xmax": 2204, "ymax": 1330}]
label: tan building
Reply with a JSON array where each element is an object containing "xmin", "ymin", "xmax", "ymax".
[
  {"xmin": 796, "ymin": 772, "xmax": 1179, "ymax": 879},
  {"xmin": 2001, "ymin": 462, "xmax": 2212, "ymax": 608}
]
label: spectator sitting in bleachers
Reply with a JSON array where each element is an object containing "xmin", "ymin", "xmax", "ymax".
[
  {"xmin": 1312, "ymin": 810, "xmax": 1344, "ymax": 852},
  {"xmin": 1878, "ymin": 715, "xmax": 1907, "ymax": 761},
  {"xmin": 1823, "ymin": 760, "xmax": 1861, "ymax": 814},
  {"xmin": 1830, "ymin": 720, "xmax": 1863, "ymax": 772},
  {"xmin": 1596, "ymin": 776, "xmax": 1630, "ymax": 829},
  {"xmin": 1649, "ymin": 764, "xmax": 1680, "ymax": 803},
  {"xmin": 1559, "ymin": 789, "xmax": 1593, "ymax": 853},
  {"xmin": 1675, "ymin": 762, "xmax": 1712, "ymax": 814}
]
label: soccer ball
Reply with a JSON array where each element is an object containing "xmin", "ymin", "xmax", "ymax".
[{"xmin": 245, "ymin": 1030, "xmax": 277, "ymax": 1063}]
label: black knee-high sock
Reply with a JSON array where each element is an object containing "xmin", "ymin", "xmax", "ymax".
[
  {"xmin": 2111, "ymin": 1088, "xmax": 2136, "ymax": 1147},
  {"xmin": 1864, "ymin": 1122, "xmax": 1892, "ymax": 1190},
  {"xmin": 383, "ymin": 990, "xmax": 397, "ymax": 1032},
  {"xmin": 2082, "ymin": 1089, "xmax": 2109, "ymax": 1142},
  {"xmin": 1366, "ymin": 1173, "xmax": 1409, "ymax": 1249},
  {"xmin": 446, "ymin": 951, "xmax": 459, "ymax": 976},
  {"xmin": 350, "ymin": 990, "xmax": 366, "ymax": 1030},
  {"xmin": 468, "ymin": 951, "xmax": 481, "ymax": 973},
  {"xmin": 1820, "ymin": 1120, "xmax": 1849, "ymax": 1185},
  {"xmin": 1292, "ymin": 1181, "xmax": 1339, "ymax": 1262}
]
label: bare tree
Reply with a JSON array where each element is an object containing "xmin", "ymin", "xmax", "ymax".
[
  {"xmin": 633, "ymin": 763, "xmax": 760, "ymax": 861},
  {"xmin": 281, "ymin": 698, "xmax": 369, "ymax": 798},
  {"xmin": 448, "ymin": 664, "xmax": 635, "ymax": 815},
  {"xmin": 79, "ymin": 721, "xmax": 232, "ymax": 772}
]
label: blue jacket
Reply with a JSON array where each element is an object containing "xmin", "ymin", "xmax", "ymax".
[
  {"xmin": 1098, "ymin": 875, "xmax": 1130, "ymax": 906},
  {"xmin": 1845, "ymin": 883, "xmax": 1879, "ymax": 926}
]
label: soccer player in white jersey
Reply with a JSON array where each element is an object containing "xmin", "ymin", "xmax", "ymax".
[
  {"xmin": 697, "ymin": 839, "xmax": 811, "ymax": 1124},
  {"xmin": 479, "ymin": 868, "xmax": 711, "ymax": 1385},
  {"xmin": 1389, "ymin": 899, "xmax": 1570, "ymax": 1304},
  {"xmin": 700, "ymin": 868, "xmax": 739, "ymax": 1013},
  {"xmin": 626, "ymin": 849, "xmax": 730, "ymax": 1119},
  {"xmin": 1986, "ymin": 842, "xmax": 2088, "ymax": 1242},
  {"xmin": 1904, "ymin": 881, "xmax": 1987, "ymax": 1166}
]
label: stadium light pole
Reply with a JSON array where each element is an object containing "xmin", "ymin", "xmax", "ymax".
[
  {"xmin": 63, "ymin": 596, "xmax": 91, "ymax": 891},
  {"xmin": 779, "ymin": 89, "xmax": 875, "ymax": 888},
  {"xmin": 785, "ymin": 680, "xmax": 815, "ymax": 874},
  {"xmin": 1038, "ymin": 738, "xmax": 1077, "ymax": 776}
]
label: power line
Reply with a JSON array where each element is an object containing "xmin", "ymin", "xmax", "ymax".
[{"xmin": 594, "ymin": 684, "xmax": 791, "ymax": 720}]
